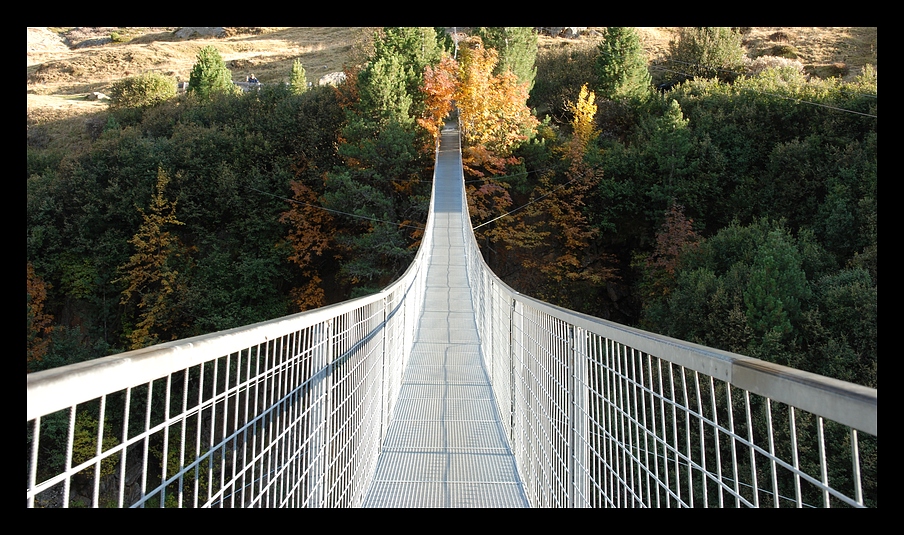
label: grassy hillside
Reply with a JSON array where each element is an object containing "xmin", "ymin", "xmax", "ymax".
[{"xmin": 28, "ymin": 26, "xmax": 877, "ymax": 120}]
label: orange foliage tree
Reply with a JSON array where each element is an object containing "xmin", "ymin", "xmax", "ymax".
[
  {"xmin": 280, "ymin": 179, "xmax": 333, "ymax": 311},
  {"xmin": 27, "ymin": 262, "xmax": 53, "ymax": 371},
  {"xmin": 452, "ymin": 36, "xmax": 539, "ymax": 246},
  {"xmin": 503, "ymin": 84, "xmax": 616, "ymax": 310},
  {"xmin": 456, "ymin": 37, "xmax": 538, "ymax": 167},
  {"xmin": 636, "ymin": 202, "xmax": 700, "ymax": 300},
  {"xmin": 418, "ymin": 53, "xmax": 459, "ymax": 142}
]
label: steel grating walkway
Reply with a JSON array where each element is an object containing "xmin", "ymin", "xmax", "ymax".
[{"xmin": 361, "ymin": 121, "xmax": 529, "ymax": 507}]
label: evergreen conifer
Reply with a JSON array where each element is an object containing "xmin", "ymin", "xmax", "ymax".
[
  {"xmin": 188, "ymin": 46, "xmax": 236, "ymax": 100},
  {"xmin": 595, "ymin": 27, "xmax": 651, "ymax": 101}
]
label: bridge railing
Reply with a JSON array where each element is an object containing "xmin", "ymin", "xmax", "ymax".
[
  {"xmin": 461, "ymin": 178, "xmax": 877, "ymax": 508},
  {"xmin": 26, "ymin": 161, "xmax": 437, "ymax": 510}
]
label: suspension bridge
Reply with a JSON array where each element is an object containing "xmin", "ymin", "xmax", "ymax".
[{"xmin": 26, "ymin": 117, "xmax": 877, "ymax": 508}]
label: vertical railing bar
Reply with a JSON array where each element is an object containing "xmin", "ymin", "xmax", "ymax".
[
  {"xmin": 211, "ymin": 357, "xmax": 221, "ymax": 506},
  {"xmin": 28, "ymin": 416, "xmax": 40, "ymax": 509},
  {"xmin": 567, "ymin": 325, "xmax": 574, "ymax": 507},
  {"xmin": 223, "ymin": 351, "xmax": 232, "ymax": 506},
  {"xmin": 616, "ymin": 343, "xmax": 625, "ymax": 507},
  {"xmin": 92, "ymin": 394, "xmax": 106, "ymax": 508},
  {"xmin": 790, "ymin": 406, "xmax": 801, "ymax": 508},
  {"xmin": 619, "ymin": 345, "xmax": 627, "ymax": 507},
  {"xmin": 324, "ymin": 317, "xmax": 334, "ymax": 507},
  {"xmin": 639, "ymin": 352, "xmax": 651, "ymax": 508},
  {"xmin": 694, "ymin": 371, "xmax": 707, "ymax": 508},
  {"xmin": 818, "ymin": 416, "xmax": 829, "ymax": 507},
  {"xmin": 603, "ymin": 340, "xmax": 618, "ymax": 507},
  {"xmin": 285, "ymin": 335, "xmax": 295, "ymax": 507},
  {"xmin": 657, "ymin": 358, "xmax": 670, "ymax": 507},
  {"xmin": 251, "ymin": 343, "xmax": 261, "ymax": 507},
  {"xmin": 681, "ymin": 366, "xmax": 693, "ymax": 508},
  {"xmin": 273, "ymin": 338, "xmax": 283, "ymax": 506},
  {"xmin": 139, "ymin": 383, "xmax": 150, "ymax": 507},
  {"xmin": 726, "ymin": 385, "xmax": 740, "ymax": 507},
  {"xmin": 380, "ymin": 296, "xmax": 387, "ymax": 451},
  {"xmin": 161, "ymin": 374, "xmax": 172, "ymax": 508},
  {"xmin": 118, "ymin": 387, "xmax": 132, "ymax": 509},
  {"xmin": 650, "ymin": 354, "xmax": 661, "ymax": 508},
  {"xmin": 851, "ymin": 430, "xmax": 862, "ymax": 506},
  {"xmin": 63, "ymin": 404, "xmax": 75, "ymax": 508},
  {"xmin": 196, "ymin": 362, "xmax": 204, "ymax": 508},
  {"xmin": 178, "ymin": 369, "xmax": 188, "ymax": 508},
  {"xmin": 668, "ymin": 362, "xmax": 680, "ymax": 506},
  {"xmin": 231, "ymin": 350, "xmax": 241, "ymax": 509},
  {"xmin": 710, "ymin": 376, "xmax": 723, "ymax": 508},
  {"xmin": 745, "ymin": 390, "xmax": 758, "ymax": 507},
  {"xmin": 766, "ymin": 398, "xmax": 778, "ymax": 507},
  {"xmin": 629, "ymin": 347, "xmax": 641, "ymax": 507}
]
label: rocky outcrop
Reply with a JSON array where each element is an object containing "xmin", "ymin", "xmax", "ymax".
[
  {"xmin": 537, "ymin": 27, "xmax": 587, "ymax": 38},
  {"xmin": 173, "ymin": 27, "xmax": 226, "ymax": 40},
  {"xmin": 318, "ymin": 71, "xmax": 346, "ymax": 87}
]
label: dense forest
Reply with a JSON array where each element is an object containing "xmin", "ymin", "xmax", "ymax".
[{"xmin": 27, "ymin": 27, "xmax": 877, "ymax": 394}]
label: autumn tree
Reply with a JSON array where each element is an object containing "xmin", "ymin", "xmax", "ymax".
[
  {"xmin": 418, "ymin": 52, "xmax": 459, "ymax": 141},
  {"xmin": 118, "ymin": 168, "xmax": 192, "ymax": 349},
  {"xmin": 279, "ymin": 179, "xmax": 332, "ymax": 311},
  {"xmin": 27, "ymin": 263, "xmax": 54, "ymax": 371},
  {"xmin": 456, "ymin": 37, "xmax": 538, "ymax": 170},
  {"xmin": 513, "ymin": 84, "xmax": 615, "ymax": 309},
  {"xmin": 634, "ymin": 202, "xmax": 700, "ymax": 301},
  {"xmin": 471, "ymin": 27, "xmax": 538, "ymax": 92},
  {"xmin": 567, "ymin": 84, "xmax": 599, "ymax": 158}
]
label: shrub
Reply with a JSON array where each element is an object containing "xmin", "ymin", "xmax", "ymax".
[
  {"xmin": 767, "ymin": 44, "xmax": 799, "ymax": 59},
  {"xmin": 745, "ymin": 55, "xmax": 804, "ymax": 77},
  {"xmin": 666, "ymin": 27, "xmax": 746, "ymax": 82},
  {"xmin": 108, "ymin": 72, "xmax": 176, "ymax": 108}
]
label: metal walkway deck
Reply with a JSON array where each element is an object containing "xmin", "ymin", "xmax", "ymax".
[{"xmin": 361, "ymin": 122, "xmax": 529, "ymax": 507}]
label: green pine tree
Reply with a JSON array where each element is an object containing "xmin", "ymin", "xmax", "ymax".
[
  {"xmin": 290, "ymin": 59, "xmax": 308, "ymax": 95},
  {"xmin": 595, "ymin": 27, "xmax": 651, "ymax": 101},
  {"xmin": 188, "ymin": 45, "xmax": 237, "ymax": 100},
  {"xmin": 473, "ymin": 27, "xmax": 538, "ymax": 92}
]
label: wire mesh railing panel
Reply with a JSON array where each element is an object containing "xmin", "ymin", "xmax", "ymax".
[
  {"xmin": 27, "ymin": 192, "xmax": 434, "ymax": 509},
  {"xmin": 27, "ymin": 125, "xmax": 440, "ymax": 509},
  {"xmin": 29, "ymin": 315, "xmax": 367, "ymax": 507},
  {"xmin": 462, "ymin": 171, "xmax": 876, "ymax": 508}
]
